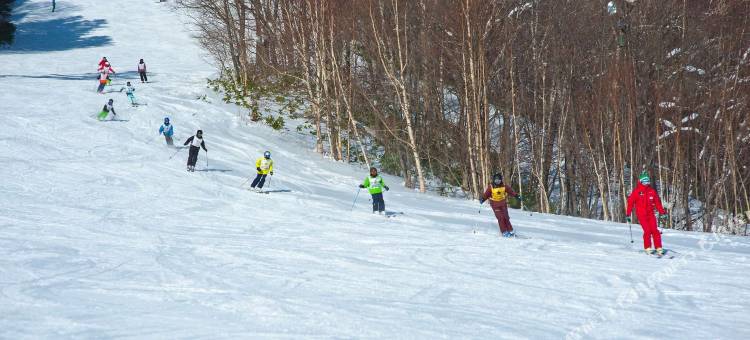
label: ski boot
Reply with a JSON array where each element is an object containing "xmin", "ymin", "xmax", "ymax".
[
  {"xmin": 502, "ymin": 232, "xmax": 511, "ymax": 238},
  {"xmin": 655, "ymin": 248, "xmax": 665, "ymax": 256},
  {"xmin": 507, "ymin": 231, "xmax": 515, "ymax": 238},
  {"xmin": 644, "ymin": 247, "xmax": 655, "ymax": 255}
]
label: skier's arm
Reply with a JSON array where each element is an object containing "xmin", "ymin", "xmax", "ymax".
[
  {"xmin": 111, "ymin": 107, "xmax": 116, "ymax": 115},
  {"xmin": 200, "ymin": 140, "xmax": 207, "ymax": 151},
  {"xmin": 159, "ymin": 126, "xmax": 164, "ymax": 135},
  {"xmin": 381, "ymin": 177, "xmax": 389, "ymax": 191},
  {"xmin": 269, "ymin": 160, "xmax": 273, "ymax": 173},
  {"xmin": 362, "ymin": 177, "xmax": 370, "ymax": 188},
  {"xmin": 505, "ymin": 185, "xmax": 518, "ymax": 198},
  {"xmin": 654, "ymin": 192, "xmax": 666, "ymax": 215},
  {"xmin": 184, "ymin": 136, "xmax": 194, "ymax": 146},
  {"xmin": 625, "ymin": 190, "xmax": 636, "ymax": 216}
]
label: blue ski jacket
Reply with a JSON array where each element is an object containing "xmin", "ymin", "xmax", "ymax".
[{"xmin": 159, "ymin": 124, "xmax": 174, "ymax": 137}]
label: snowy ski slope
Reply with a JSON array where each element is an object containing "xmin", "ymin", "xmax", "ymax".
[{"xmin": 1, "ymin": 1, "xmax": 749, "ymax": 338}]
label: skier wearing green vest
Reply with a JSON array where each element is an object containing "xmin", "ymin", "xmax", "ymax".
[{"xmin": 359, "ymin": 167, "xmax": 389, "ymax": 214}]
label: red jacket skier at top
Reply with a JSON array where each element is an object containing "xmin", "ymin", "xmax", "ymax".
[{"xmin": 626, "ymin": 171, "xmax": 666, "ymax": 252}]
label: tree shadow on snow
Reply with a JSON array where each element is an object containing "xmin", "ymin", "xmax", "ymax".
[
  {"xmin": 0, "ymin": 71, "xmax": 143, "ymax": 82},
  {"xmin": 1, "ymin": 13, "xmax": 111, "ymax": 53}
]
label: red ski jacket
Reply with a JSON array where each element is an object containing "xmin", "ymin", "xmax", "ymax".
[{"xmin": 626, "ymin": 183, "xmax": 666, "ymax": 219}]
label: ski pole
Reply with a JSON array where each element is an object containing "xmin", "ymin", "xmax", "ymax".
[
  {"xmin": 205, "ymin": 150, "xmax": 209, "ymax": 169},
  {"xmin": 627, "ymin": 217, "xmax": 634, "ymax": 244},
  {"xmin": 350, "ymin": 188, "xmax": 361, "ymax": 211},
  {"xmin": 168, "ymin": 147, "xmax": 184, "ymax": 159},
  {"xmin": 239, "ymin": 176, "xmax": 252, "ymax": 188}
]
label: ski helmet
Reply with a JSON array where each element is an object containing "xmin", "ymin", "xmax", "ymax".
[
  {"xmin": 638, "ymin": 171, "xmax": 650, "ymax": 185},
  {"xmin": 264, "ymin": 151, "xmax": 271, "ymax": 159},
  {"xmin": 164, "ymin": 117, "xmax": 170, "ymax": 124},
  {"xmin": 126, "ymin": 81, "xmax": 131, "ymax": 86},
  {"xmin": 196, "ymin": 130, "xmax": 203, "ymax": 136},
  {"xmin": 108, "ymin": 99, "xmax": 113, "ymax": 104},
  {"xmin": 492, "ymin": 173, "xmax": 503, "ymax": 185}
]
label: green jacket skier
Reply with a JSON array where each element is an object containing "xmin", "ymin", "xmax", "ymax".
[{"xmin": 359, "ymin": 167, "xmax": 389, "ymax": 214}]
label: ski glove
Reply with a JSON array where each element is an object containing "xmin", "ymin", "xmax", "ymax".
[
  {"xmin": 270, "ymin": 171, "xmax": 274, "ymax": 176},
  {"xmin": 257, "ymin": 167, "xmax": 262, "ymax": 172},
  {"xmin": 359, "ymin": 184, "xmax": 365, "ymax": 188},
  {"xmin": 384, "ymin": 186, "xmax": 389, "ymax": 191},
  {"xmin": 479, "ymin": 198, "xmax": 486, "ymax": 204},
  {"xmin": 625, "ymin": 217, "xmax": 631, "ymax": 223}
]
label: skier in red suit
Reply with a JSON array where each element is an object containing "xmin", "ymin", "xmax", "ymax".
[{"xmin": 626, "ymin": 171, "xmax": 667, "ymax": 255}]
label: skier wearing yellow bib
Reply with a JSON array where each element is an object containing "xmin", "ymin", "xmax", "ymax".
[
  {"xmin": 250, "ymin": 151, "xmax": 274, "ymax": 191},
  {"xmin": 479, "ymin": 173, "xmax": 522, "ymax": 237},
  {"xmin": 359, "ymin": 167, "xmax": 389, "ymax": 214}
]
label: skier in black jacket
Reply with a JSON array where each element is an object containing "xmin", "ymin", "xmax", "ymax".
[{"xmin": 183, "ymin": 130, "xmax": 207, "ymax": 172}]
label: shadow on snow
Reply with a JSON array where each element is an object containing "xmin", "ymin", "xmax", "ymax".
[{"xmin": 1, "ymin": 2, "xmax": 111, "ymax": 54}]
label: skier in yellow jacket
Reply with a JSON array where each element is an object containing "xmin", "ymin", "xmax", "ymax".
[{"xmin": 250, "ymin": 151, "xmax": 274, "ymax": 191}]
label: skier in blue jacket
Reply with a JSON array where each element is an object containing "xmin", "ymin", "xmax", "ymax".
[{"xmin": 158, "ymin": 117, "xmax": 174, "ymax": 146}]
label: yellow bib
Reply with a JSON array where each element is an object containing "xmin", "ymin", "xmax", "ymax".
[{"xmin": 491, "ymin": 186, "xmax": 507, "ymax": 201}]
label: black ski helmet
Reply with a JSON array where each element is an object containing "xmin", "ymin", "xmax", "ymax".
[
  {"xmin": 492, "ymin": 173, "xmax": 503, "ymax": 185},
  {"xmin": 264, "ymin": 151, "xmax": 271, "ymax": 159},
  {"xmin": 108, "ymin": 98, "xmax": 113, "ymax": 104},
  {"xmin": 164, "ymin": 117, "xmax": 170, "ymax": 124},
  {"xmin": 196, "ymin": 130, "xmax": 203, "ymax": 136}
]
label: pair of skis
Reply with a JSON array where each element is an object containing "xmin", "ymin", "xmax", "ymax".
[{"xmin": 646, "ymin": 249, "xmax": 677, "ymax": 259}]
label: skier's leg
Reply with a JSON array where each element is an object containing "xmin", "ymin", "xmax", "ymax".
[
  {"xmin": 641, "ymin": 221, "xmax": 652, "ymax": 249},
  {"xmin": 97, "ymin": 82, "xmax": 105, "ymax": 93},
  {"xmin": 188, "ymin": 147, "xmax": 199, "ymax": 166},
  {"xmin": 139, "ymin": 72, "xmax": 145, "ymax": 82},
  {"xmin": 165, "ymin": 135, "xmax": 173, "ymax": 145},
  {"xmin": 250, "ymin": 174, "xmax": 262, "ymax": 188},
  {"xmin": 143, "ymin": 72, "xmax": 148, "ymax": 82},
  {"xmin": 257, "ymin": 174, "xmax": 267, "ymax": 188},
  {"xmin": 379, "ymin": 196, "xmax": 385, "ymax": 212},
  {"xmin": 501, "ymin": 205, "xmax": 514, "ymax": 233},
  {"xmin": 651, "ymin": 219, "xmax": 663, "ymax": 249},
  {"xmin": 371, "ymin": 194, "xmax": 378, "ymax": 212},
  {"xmin": 492, "ymin": 205, "xmax": 508, "ymax": 233}
]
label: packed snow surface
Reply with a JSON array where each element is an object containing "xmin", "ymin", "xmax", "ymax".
[{"xmin": 1, "ymin": 1, "xmax": 750, "ymax": 339}]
